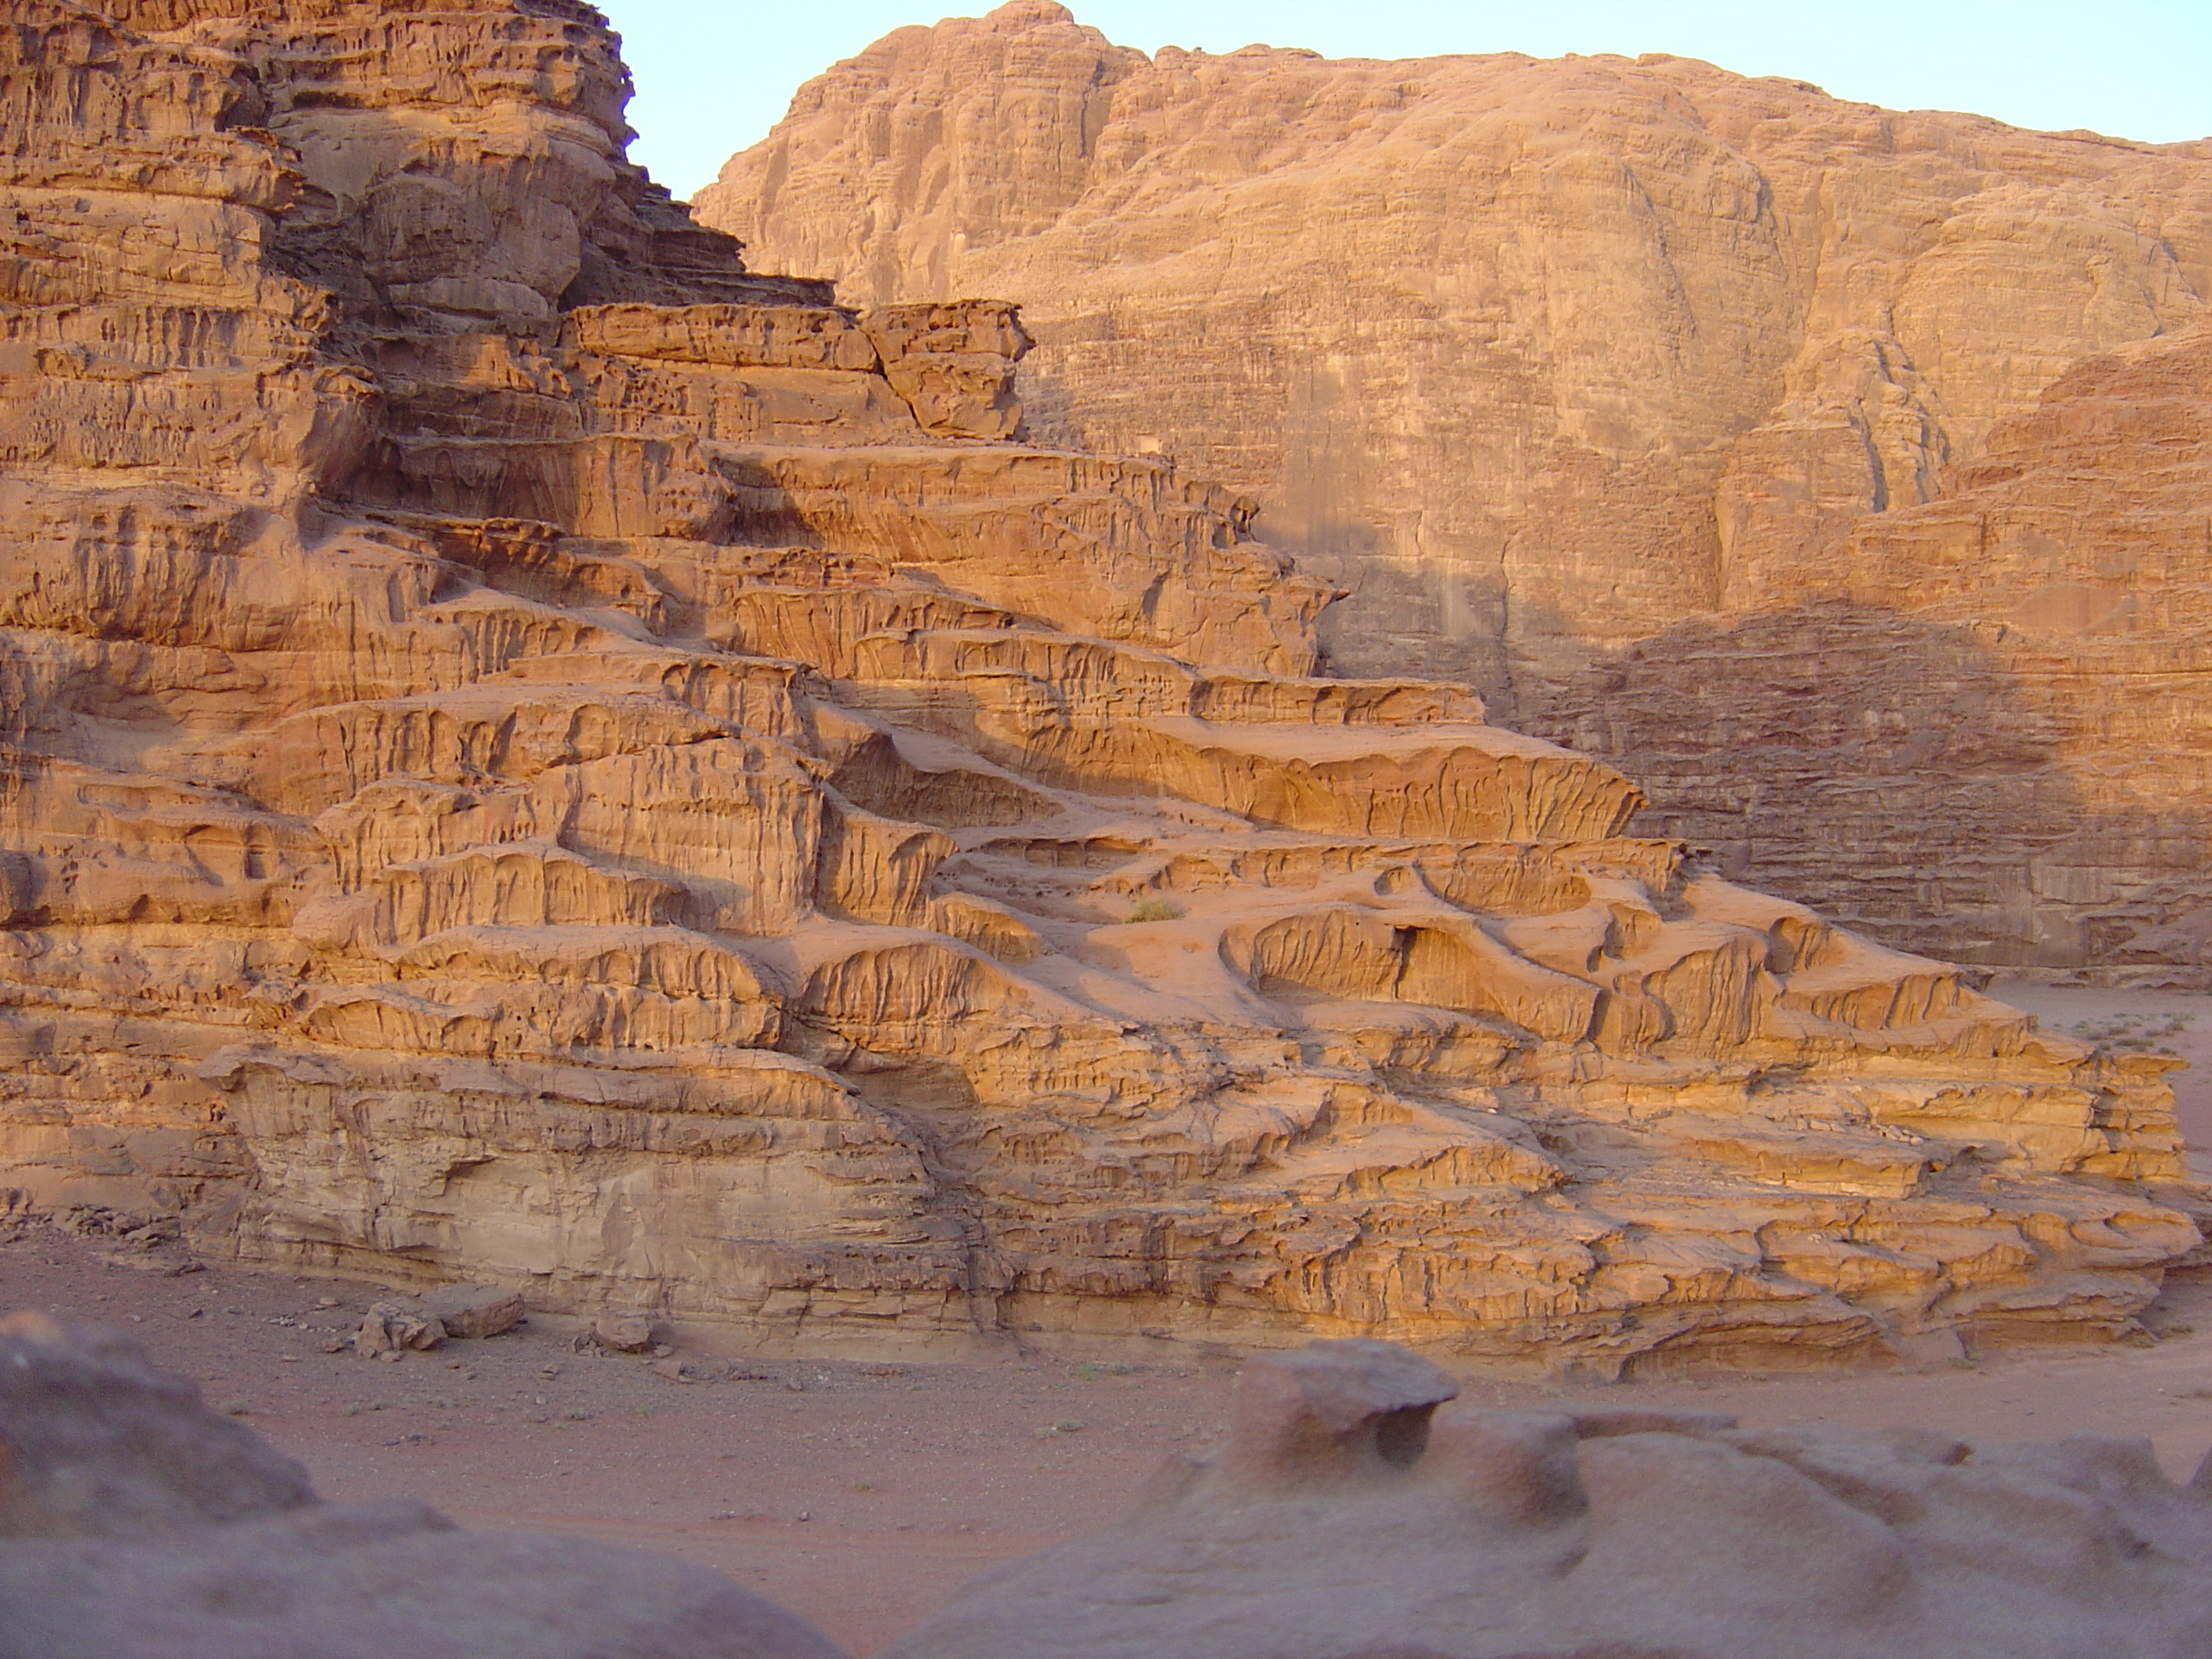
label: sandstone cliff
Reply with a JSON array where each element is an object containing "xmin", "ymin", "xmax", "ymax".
[
  {"xmin": 0, "ymin": 0, "xmax": 2200, "ymax": 1373},
  {"xmin": 698, "ymin": 1, "xmax": 2212, "ymax": 976}
]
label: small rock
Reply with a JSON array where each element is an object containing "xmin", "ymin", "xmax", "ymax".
[
  {"xmin": 653, "ymin": 1356, "xmax": 732, "ymax": 1383},
  {"xmin": 592, "ymin": 1313, "xmax": 654, "ymax": 1353},
  {"xmin": 784, "ymin": 1377, "xmax": 806, "ymax": 1394},
  {"xmin": 95, "ymin": 1249, "xmax": 201, "ymax": 1277},
  {"xmin": 420, "ymin": 1283, "xmax": 524, "ymax": 1340},
  {"xmin": 216, "ymin": 1399, "xmax": 251, "ymax": 1417},
  {"xmin": 353, "ymin": 1300, "xmax": 445, "ymax": 1357}
]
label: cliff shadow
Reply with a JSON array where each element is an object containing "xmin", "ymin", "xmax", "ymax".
[{"xmin": 1503, "ymin": 598, "xmax": 2211, "ymax": 981}]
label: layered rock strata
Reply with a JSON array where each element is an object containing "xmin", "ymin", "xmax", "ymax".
[
  {"xmin": 0, "ymin": 0, "xmax": 2201, "ymax": 1371},
  {"xmin": 700, "ymin": 1, "xmax": 2212, "ymax": 975}
]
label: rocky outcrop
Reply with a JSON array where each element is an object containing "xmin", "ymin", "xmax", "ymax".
[
  {"xmin": 698, "ymin": 1, "xmax": 2212, "ymax": 977},
  {"xmin": 888, "ymin": 1337, "xmax": 2212, "ymax": 1659},
  {"xmin": 0, "ymin": 1313, "xmax": 847, "ymax": 1659},
  {"xmin": 0, "ymin": 0, "xmax": 2202, "ymax": 1371}
]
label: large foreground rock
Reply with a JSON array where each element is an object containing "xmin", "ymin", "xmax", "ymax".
[
  {"xmin": 701, "ymin": 1, "xmax": 2212, "ymax": 978},
  {"xmin": 0, "ymin": 0, "xmax": 2203, "ymax": 1371},
  {"xmin": 0, "ymin": 1315, "xmax": 846, "ymax": 1659},
  {"xmin": 15, "ymin": 1315, "xmax": 2212, "ymax": 1658},
  {"xmin": 887, "ymin": 1338, "xmax": 2212, "ymax": 1659}
]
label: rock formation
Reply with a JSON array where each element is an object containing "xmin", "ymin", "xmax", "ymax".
[
  {"xmin": 0, "ymin": 1313, "xmax": 847, "ymax": 1659},
  {"xmin": 698, "ymin": 2, "xmax": 2212, "ymax": 976},
  {"xmin": 888, "ymin": 1337, "xmax": 2212, "ymax": 1659},
  {"xmin": 0, "ymin": 0, "xmax": 2203, "ymax": 1371}
]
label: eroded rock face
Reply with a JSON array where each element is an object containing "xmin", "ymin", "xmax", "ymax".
[
  {"xmin": 0, "ymin": 0, "xmax": 2203, "ymax": 1371},
  {"xmin": 886, "ymin": 1337, "xmax": 2212, "ymax": 1659},
  {"xmin": 698, "ymin": 2, "xmax": 2212, "ymax": 976},
  {"xmin": 0, "ymin": 1315, "xmax": 847, "ymax": 1659}
]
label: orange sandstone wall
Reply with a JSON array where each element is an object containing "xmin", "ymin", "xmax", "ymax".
[{"xmin": 699, "ymin": 1, "xmax": 2212, "ymax": 975}]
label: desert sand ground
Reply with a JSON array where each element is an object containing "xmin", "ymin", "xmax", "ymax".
[{"xmin": 7, "ymin": 979, "xmax": 2212, "ymax": 1655}]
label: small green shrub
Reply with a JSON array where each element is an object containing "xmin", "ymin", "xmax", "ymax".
[{"xmin": 1126, "ymin": 896, "xmax": 1185, "ymax": 923}]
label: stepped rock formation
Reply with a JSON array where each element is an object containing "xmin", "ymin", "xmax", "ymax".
[
  {"xmin": 698, "ymin": 2, "xmax": 2212, "ymax": 976},
  {"xmin": 890, "ymin": 1338, "xmax": 2212, "ymax": 1659},
  {"xmin": 0, "ymin": 0, "xmax": 2204, "ymax": 1371}
]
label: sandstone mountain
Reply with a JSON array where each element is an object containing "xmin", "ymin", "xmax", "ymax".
[
  {"xmin": 698, "ymin": 1, "xmax": 2212, "ymax": 977},
  {"xmin": 0, "ymin": 0, "xmax": 2200, "ymax": 1371}
]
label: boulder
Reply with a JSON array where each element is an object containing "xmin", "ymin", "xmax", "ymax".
[
  {"xmin": 419, "ymin": 1284, "xmax": 524, "ymax": 1341},
  {"xmin": 592, "ymin": 1314, "xmax": 656, "ymax": 1354},
  {"xmin": 0, "ymin": 1312, "xmax": 314, "ymax": 1540},
  {"xmin": 0, "ymin": 1316, "xmax": 848, "ymax": 1659}
]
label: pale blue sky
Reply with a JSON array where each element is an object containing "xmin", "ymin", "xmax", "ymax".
[{"xmin": 611, "ymin": 2, "xmax": 2212, "ymax": 200}]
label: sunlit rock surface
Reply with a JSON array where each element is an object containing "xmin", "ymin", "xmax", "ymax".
[
  {"xmin": 700, "ymin": 1, "xmax": 2212, "ymax": 977},
  {"xmin": 0, "ymin": 0, "xmax": 2201, "ymax": 1371}
]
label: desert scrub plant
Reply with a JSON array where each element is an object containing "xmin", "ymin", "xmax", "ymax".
[
  {"xmin": 1126, "ymin": 896, "xmax": 1185, "ymax": 923},
  {"xmin": 2072, "ymin": 1010, "xmax": 2197, "ymax": 1055}
]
